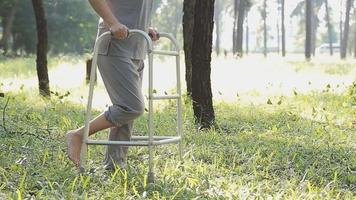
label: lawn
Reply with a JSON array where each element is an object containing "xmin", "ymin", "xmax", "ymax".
[{"xmin": 0, "ymin": 56, "xmax": 355, "ymax": 199}]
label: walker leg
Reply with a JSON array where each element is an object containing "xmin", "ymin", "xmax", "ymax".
[
  {"xmin": 147, "ymin": 171, "xmax": 155, "ymax": 184},
  {"xmin": 147, "ymin": 52, "xmax": 155, "ymax": 184},
  {"xmin": 79, "ymin": 38, "xmax": 100, "ymax": 172}
]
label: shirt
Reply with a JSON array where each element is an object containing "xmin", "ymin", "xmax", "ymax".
[{"xmin": 97, "ymin": 0, "xmax": 153, "ymax": 60}]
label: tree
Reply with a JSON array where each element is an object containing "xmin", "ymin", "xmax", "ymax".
[
  {"xmin": 305, "ymin": 0, "xmax": 312, "ymax": 60},
  {"xmin": 291, "ymin": 0, "xmax": 326, "ymax": 53},
  {"xmin": 262, "ymin": 0, "xmax": 268, "ymax": 57},
  {"xmin": 236, "ymin": 0, "xmax": 246, "ymax": 57},
  {"xmin": 236, "ymin": 0, "xmax": 245, "ymax": 57},
  {"xmin": 324, "ymin": 0, "xmax": 333, "ymax": 55},
  {"xmin": 245, "ymin": 11, "xmax": 249, "ymax": 54},
  {"xmin": 0, "ymin": 0, "xmax": 19, "ymax": 54},
  {"xmin": 233, "ymin": 0, "xmax": 239, "ymax": 54},
  {"xmin": 340, "ymin": 0, "xmax": 354, "ymax": 59},
  {"xmin": 183, "ymin": 0, "xmax": 215, "ymax": 129},
  {"xmin": 32, "ymin": 0, "xmax": 50, "ymax": 96},
  {"xmin": 281, "ymin": 0, "xmax": 286, "ymax": 56},
  {"xmin": 354, "ymin": 13, "xmax": 356, "ymax": 58},
  {"xmin": 214, "ymin": 0, "xmax": 222, "ymax": 55}
]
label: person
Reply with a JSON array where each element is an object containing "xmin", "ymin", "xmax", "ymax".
[{"xmin": 66, "ymin": 0, "xmax": 159, "ymax": 170}]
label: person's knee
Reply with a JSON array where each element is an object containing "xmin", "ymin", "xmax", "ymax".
[{"xmin": 105, "ymin": 103, "xmax": 144, "ymax": 126}]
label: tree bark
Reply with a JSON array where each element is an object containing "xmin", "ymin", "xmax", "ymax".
[
  {"xmin": 183, "ymin": 0, "xmax": 215, "ymax": 129},
  {"xmin": 0, "ymin": 1, "xmax": 19, "ymax": 54},
  {"xmin": 32, "ymin": 0, "xmax": 50, "ymax": 96},
  {"xmin": 340, "ymin": 0, "xmax": 353, "ymax": 59},
  {"xmin": 277, "ymin": 20, "xmax": 280, "ymax": 54},
  {"xmin": 236, "ymin": 0, "xmax": 245, "ymax": 57},
  {"xmin": 281, "ymin": 0, "xmax": 286, "ymax": 57},
  {"xmin": 263, "ymin": 0, "xmax": 267, "ymax": 57},
  {"xmin": 311, "ymin": 8, "xmax": 318, "ymax": 56},
  {"xmin": 354, "ymin": 12, "xmax": 356, "ymax": 58},
  {"xmin": 233, "ymin": 0, "xmax": 239, "ymax": 54},
  {"xmin": 305, "ymin": 0, "xmax": 312, "ymax": 60},
  {"xmin": 214, "ymin": 0, "xmax": 221, "ymax": 56},
  {"xmin": 183, "ymin": 0, "xmax": 196, "ymax": 96},
  {"xmin": 245, "ymin": 12, "xmax": 249, "ymax": 54},
  {"xmin": 340, "ymin": 0, "xmax": 343, "ymax": 51},
  {"xmin": 325, "ymin": 0, "xmax": 333, "ymax": 56}
]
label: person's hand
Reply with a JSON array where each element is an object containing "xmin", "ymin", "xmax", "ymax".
[
  {"xmin": 148, "ymin": 27, "xmax": 159, "ymax": 42},
  {"xmin": 110, "ymin": 22, "xmax": 128, "ymax": 39}
]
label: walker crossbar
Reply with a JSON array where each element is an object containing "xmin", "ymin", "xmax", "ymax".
[
  {"xmin": 80, "ymin": 29, "xmax": 183, "ymax": 184},
  {"xmin": 86, "ymin": 136, "xmax": 181, "ymax": 146}
]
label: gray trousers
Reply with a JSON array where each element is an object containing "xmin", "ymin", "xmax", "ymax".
[{"xmin": 97, "ymin": 55, "xmax": 145, "ymax": 170}]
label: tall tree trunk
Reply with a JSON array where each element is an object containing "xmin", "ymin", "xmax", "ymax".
[
  {"xmin": 236, "ymin": 0, "xmax": 245, "ymax": 57},
  {"xmin": 277, "ymin": 20, "xmax": 280, "ymax": 54},
  {"xmin": 340, "ymin": 0, "xmax": 353, "ymax": 59},
  {"xmin": 305, "ymin": 0, "xmax": 312, "ymax": 60},
  {"xmin": 245, "ymin": 12, "xmax": 249, "ymax": 54},
  {"xmin": 183, "ymin": 0, "xmax": 215, "ymax": 129},
  {"xmin": 214, "ymin": 0, "xmax": 221, "ymax": 56},
  {"xmin": 0, "ymin": 1, "xmax": 19, "ymax": 54},
  {"xmin": 354, "ymin": 32, "xmax": 356, "ymax": 58},
  {"xmin": 325, "ymin": 0, "xmax": 333, "ymax": 56},
  {"xmin": 233, "ymin": 0, "xmax": 239, "ymax": 54},
  {"xmin": 281, "ymin": 0, "xmax": 286, "ymax": 56},
  {"xmin": 183, "ymin": 0, "xmax": 196, "ymax": 96},
  {"xmin": 263, "ymin": 0, "xmax": 267, "ymax": 57},
  {"xmin": 32, "ymin": 0, "xmax": 50, "ymax": 96},
  {"xmin": 311, "ymin": 6, "xmax": 318, "ymax": 56},
  {"xmin": 340, "ymin": 0, "xmax": 343, "ymax": 54},
  {"xmin": 354, "ymin": 12, "xmax": 356, "ymax": 58}
]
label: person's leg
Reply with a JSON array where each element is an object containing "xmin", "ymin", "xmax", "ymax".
[
  {"xmin": 66, "ymin": 113, "xmax": 114, "ymax": 167},
  {"xmin": 103, "ymin": 122, "xmax": 132, "ymax": 170},
  {"xmin": 102, "ymin": 59, "xmax": 145, "ymax": 170}
]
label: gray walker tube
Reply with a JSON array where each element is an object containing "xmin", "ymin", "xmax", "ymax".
[{"xmin": 80, "ymin": 30, "xmax": 183, "ymax": 183}]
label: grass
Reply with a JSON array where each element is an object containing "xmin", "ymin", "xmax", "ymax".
[
  {"xmin": 0, "ymin": 55, "xmax": 88, "ymax": 79},
  {"xmin": 0, "ymin": 55, "xmax": 355, "ymax": 199},
  {"xmin": 0, "ymin": 82, "xmax": 355, "ymax": 199},
  {"xmin": 288, "ymin": 59, "xmax": 356, "ymax": 76}
]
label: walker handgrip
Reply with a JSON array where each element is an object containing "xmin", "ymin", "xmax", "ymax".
[
  {"xmin": 106, "ymin": 29, "xmax": 153, "ymax": 53},
  {"xmin": 127, "ymin": 29, "xmax": 153, "ymax": 53}
]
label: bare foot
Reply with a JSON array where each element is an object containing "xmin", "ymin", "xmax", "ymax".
[{"xmin": 66, "ymin": 130, "xmax": 83, "ymax": 168}]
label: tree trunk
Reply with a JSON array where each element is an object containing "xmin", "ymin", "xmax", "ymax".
[
  {"xmin": 245, "ymin": 12, "xmax": 249, "ymax": 54},
  {"xmin": 340, "ymin": 0, "xmax": 353, "ymax": 59},
  {"xmin": 354, "ymin": 12, "xmax": 356, "ymax": 58},
  {"xmin": 0, "ymin": 1, "xmax": 19, "ymax": 54},
  {"xmin": 354, "ymin": 32, "xmax": 356, "ymax": 58},
  {"xmin": 340, "ymin": 0, "xmax": 343, "ymax": 51},
  {"xmin": 325, "ymin": 0, "xmax": 333, "ymax": 56},
  {"xmin": 32, "ymin": 0, "xmax": 50, "ymax": 96},
  {"xmin": 311, "ymin": 8, "xmax": 318, "ymax": 56},
  {"xmin": 263, "ymin": 0, "xmax": 267, "ymax": 57},
  {"xmin": 233, "ymin": 0, "xmax": 239, "ymax": 54},
  {"xmin": 236, "ymin": 0, "xmax": 245, "ymax": 57},
  {"xmin": 305, "ymin": 0, "xmax": 312, "ymax": 60},
  {"xmin": 183, "ymin": 0, "xmax": 215, "ymax": 129},
  {"xmin": 281, "ymin": 0, "xmax": 286, "ymax": 56},
  {"xmin": 277, "ymin": 20, "xmax": 280, "ymax": 54},
  {"xmin": 183, "ymin": 0, "xmax": 196, "ymax": 96},
  {"xmin": 214, "ymin": 0, "xmax": 221, "ymax": 56}
]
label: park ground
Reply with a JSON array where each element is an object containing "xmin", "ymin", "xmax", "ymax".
[{"xmin": 0, "ymin": 54, "xmax": 355, "ymax": 199}]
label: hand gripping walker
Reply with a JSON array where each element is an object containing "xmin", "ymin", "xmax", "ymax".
[{"xmin": 80, "ymin": 29, "xmax": 183, "ymax": 183}]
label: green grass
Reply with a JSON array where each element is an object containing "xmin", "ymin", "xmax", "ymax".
[
  {"xmin": 288, "ymin": 60, "xmax": 356, "ymax": 76},
  {"xmin": 0, "ymin": 83, "xmax": 355, "ymax": 199},
  {"xmin": 0, "ymin": 55, "xmax": 88, "ymax": 79}
]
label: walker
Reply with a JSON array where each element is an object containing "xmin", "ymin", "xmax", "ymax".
[{"xmin": 80, "ymin": 30, "xmax": 183, "ymax": 183}]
